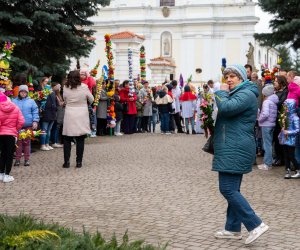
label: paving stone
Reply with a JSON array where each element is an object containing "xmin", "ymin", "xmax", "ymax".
[{"xmin": 0, "ymin": 133, "xmax": 300, "ymax": 249}]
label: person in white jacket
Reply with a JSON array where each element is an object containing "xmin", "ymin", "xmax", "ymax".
[{"xmin": 171, "ymin": 80, "xmax": 184, "ymax": 133}]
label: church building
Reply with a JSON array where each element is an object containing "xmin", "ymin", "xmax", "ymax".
[{"xmin": 81, "ymin": 0, "xmax": 278, "ymax": 84}]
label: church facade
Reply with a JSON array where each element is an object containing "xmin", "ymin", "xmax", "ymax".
[{"xmin": 81, "ymin": 0, "xmax": 278, "ymax": 84}]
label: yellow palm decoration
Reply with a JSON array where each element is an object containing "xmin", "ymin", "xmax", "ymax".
[{"xmin": 2, "ymin": 230, "xmax": 60, "ymax": 247}]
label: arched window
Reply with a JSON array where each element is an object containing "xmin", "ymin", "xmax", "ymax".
[
  {"xmin": 258, "ymin": 50, "xmax": 261, "ymax": 64},
  {"xmin": 160, "ymin": 0, "xmax": 175, "ymax": 6}
]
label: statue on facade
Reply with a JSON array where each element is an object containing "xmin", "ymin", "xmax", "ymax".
[
  {"xmin": 163, "ymin": 38, "xmax": 170, "ymax": 56},
  {"xmin": 246, "ymin": 42, "xmax": 255, "ymax": 68},
  {"xmin": 161, "ymin": 31, "xmax": 172, "ymax": 57}
]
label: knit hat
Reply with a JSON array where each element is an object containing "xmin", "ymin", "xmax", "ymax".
[
  {"xmin": 18, "ymin": 85, "xmax": 29, "ymax": 93},
  {"xmin": 294, "ymin": 76, "xmax": 300, "ymax": 86},
  {"xmin": 223, "ymin": 64, "xmax": 247, "ymax": 82},
  {"xmin": 262, "ymin": 85, "xmax": 274, "ymax": 97}
]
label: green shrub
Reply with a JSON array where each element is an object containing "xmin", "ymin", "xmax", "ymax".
[{"xmin": 0, "ymin": 214, "xmax": 167, "ymax": 250}]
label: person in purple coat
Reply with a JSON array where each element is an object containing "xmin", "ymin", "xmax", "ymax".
[{"xmin": 257, "ymin": 85, "xmax": 279, "ymax": 170}]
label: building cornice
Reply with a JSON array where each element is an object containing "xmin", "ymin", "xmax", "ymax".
[
  {"xmin": 99, "ymin": 2, "xmax": 256, "ymax": 12},
  {"xmin": 93, "ymin": 17, "xmax": 259, "ymax": 28}
]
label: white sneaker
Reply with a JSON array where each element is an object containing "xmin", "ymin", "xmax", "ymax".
[
  {"xmin": 90, "ymin": 134, "xmax": 97, "ymax": 138},
  {"xmin": 214, "ymin": 230, "xmax": 242, "ymax": 240},
  {"xmin": 3, "ymin": 175, "xmax": 14, "ymax": 183},
  {"xmin": 115, "ymin": 133, "xmax": 123, "ymax": 136},
  {"xmin": 245, "ymin": 222, "xmax": 269, "ymax": 245},
  {"xmin": 52, "ymin": 143, "xmax": 63, "ymax": 148},
  {"xmin": 165, "ymin": 132, "xmax": 171, "ymax": 135},
  {"xmin": 40, "ymin": 145, "xmax": 50, "ymax": 151},
  {"xmin": 291, "ymin": 170, "xmax": 300, "ymax": 179},
  {"xmin": 257, "ymin": 164, "xmax": 272, "ymax": 171},
  {"xmin": 0, "ymin": 173, "xmax": 4, "ymax": 181},
  {"xmin": 46, "ymin": 145, "xmax": 54, "ymax": 150}
]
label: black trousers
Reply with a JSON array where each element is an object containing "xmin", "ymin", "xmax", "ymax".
[
  {"xmin": 142, "ymin": 116, "xmax": 150, "ymax": 132},
  {"xmin": 283, "ymin": 145, "xmax": 299, "ymax": 170},
  {"xmin": 273, "ymin": 125, "xmax": 284, "ymax": 162},
  {"xmin": 173, "ymin": 112, "xmax": 183, "ymax": 132},
  {"xmin": 0, "ymin": 135, "xmax": 16, "ymax": 175},
  {"xmin": 63, "ymin": 135, "xmax": 86, "ymax": 164},
  {"xmin": 96, "ymin": 118, "xmax": 107, "ymax": 136},
  {"xmin": 124, "ymin": 114, "xmax": 136, "ymax": 134}
]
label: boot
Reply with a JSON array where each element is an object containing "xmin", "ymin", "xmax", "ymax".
[
  {"xmin": 192, "ymin": 129, "xmax": 196, "ymax": 134},
  {"xmin": 24, "ymin": 160, "xmax": 30, "ymax": 167},
  {"xmin": 76, "ymin": 162, "xmax": 82, "ymax": 168},
  {"xmin": 186, "ymin": 130, "xmax": 190, "ymax": 135},
  {"xmin": 14, "ymin": 160, "xmax": 20, "ymax": 167},
  {"xmin": 284, "ymin": 169, "xmax": 291, "ymax": 179},
  {"xmin": 63, "ymin": 162, "xmax": 70, "ymax": 168}
]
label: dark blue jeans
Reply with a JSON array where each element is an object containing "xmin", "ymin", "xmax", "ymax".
[
  {"xmin": 219, "ymin": 172, "xmax": 262, "ymax": 232},
  {"xmin": 160, "ymin": 112, "xmax": 170, "ymax": 133}
]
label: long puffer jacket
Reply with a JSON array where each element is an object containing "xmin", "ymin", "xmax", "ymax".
[
  {"xmin": 0, "ymin": 93, "xmax": 24, "ymax": 137},
  {"xmin": 212, "ymin": 80, "xmax": 258, "ymax": 174}
]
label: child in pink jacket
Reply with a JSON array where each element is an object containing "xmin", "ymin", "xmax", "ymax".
[
  {"xmin": 0, "ymin": 92, "xmax": 24, "ymax": 183},
  {"xmin": 287, "ymin": 75, "xmax": 300, "ymax": 108}
]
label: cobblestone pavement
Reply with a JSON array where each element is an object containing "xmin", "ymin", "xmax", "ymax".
[{"xmin": 1, "ymin": 133, "xmax": 300, "ymax": 249}]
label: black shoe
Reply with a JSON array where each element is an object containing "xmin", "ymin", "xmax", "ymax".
[
  {"xmin": 24, "ymin": 160, "xmax": 30, "ymax": 167},
  {"xmin": 63, "ymin": 162, "xmax": 70, "ymax": 168},
  {"xmin": 186, "ymin": 130, "xmax": 190, "ymax": 134},
  {"xmin": 177, "ymin": 130, "xmax": 184, "ymax": 133},
  {"xmin": 14, "ymin": 160, "xmax": 20, "ymax": 167},
  {"xmin": 76, "ymin": 162, "xmax": 82, "ymax": 168},
  {"xmin": 192, "ymin": 130, "xmax": 196, "ymax": 134}
]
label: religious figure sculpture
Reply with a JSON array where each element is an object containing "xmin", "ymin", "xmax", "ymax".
[
  {"xmin": 163, "ymin": 38, "xmax": 170, "ymax": 56},
  {"xmin": 246, "ymin": 42, "xmax": 255, "ymax": 68},
  {"xmin": 161, "ymin": 31, "xmax": 172, "ymax": 57}
]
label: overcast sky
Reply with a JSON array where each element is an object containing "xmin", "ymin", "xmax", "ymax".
[{"xmin": 254, "ymin": 1, "xmax": 273, "ymax": 33}]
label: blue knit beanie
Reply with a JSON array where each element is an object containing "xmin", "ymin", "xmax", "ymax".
[{"xmin": 223, "ymin": 64, "xmax": 247, "ymax": 82}]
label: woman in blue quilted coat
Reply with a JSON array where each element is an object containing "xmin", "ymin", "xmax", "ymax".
[{"xmin": 213, "ymin": 65, "xmax": 269, "ymax": 245}]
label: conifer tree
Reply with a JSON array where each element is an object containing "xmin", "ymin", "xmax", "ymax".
[
  {"xmin": 0, "ymin": 0, "xmax": 110, "ymax": 78},
  {"xmin": 255, "ymin": 0, "xmax": 300, "ymax": 50},
  {"xmin": 277, "ymin": 46, "xmax": 294, "ymax": 71},
  {"xmin": 294, "ymin": 50, "xmax": 300, "ymax": 73}
]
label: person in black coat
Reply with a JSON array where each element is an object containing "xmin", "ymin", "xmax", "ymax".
[
  {"xmin": 40, "ymin": 90, "xmax": 58, "ymax": 151},
  {"xmin": 273, "ymin": 75, "xmax": 289, "ymax": 166},
  {"xmin": 114, "ymin": 94, "xmax": 123, "ymax": 136}
]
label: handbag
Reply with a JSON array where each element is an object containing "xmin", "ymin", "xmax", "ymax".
[
  {"xmin": 122, "ymin": 102, "xmax": 128, "ymax": 113},
  {"xmin": 202, "ymin": 135, "xmax": 214, "ymax": 154}
]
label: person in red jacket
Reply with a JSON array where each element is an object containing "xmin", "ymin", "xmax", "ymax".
[
  {"xmin": 119, "ymin": 80, "xmax": 137, "ymax": 134},
  {"xmin": 0, "ymin": 92, "xmax": 24, "ymax": 183}
]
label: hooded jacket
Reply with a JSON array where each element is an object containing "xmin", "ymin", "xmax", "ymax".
[
  {"xmin": 213, "ymin": 80, "xmax": 258, "ymax": 174},
  {"xmin": 155, "ymin": 91, "xmax": 173, "ymax": 114},
  {"xmin": 0, "ymin": 93, "xmax": 24, "ymax": 136},
  {"xmin": 287, "ymin": 82, "xmax": 300, "ymax": 108},
  {"xmin": 13, "ymin": 96, "xmax": 39, "ymax": 127},
  {"xmin": 258, "ymin": 94, "xmax": 279, "ymax": 127},
  {"xmin": 278, "ymin": 99, "xmax": 300, "ymax": 146}
]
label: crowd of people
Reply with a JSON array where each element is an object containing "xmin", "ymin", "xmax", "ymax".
[
  {"xmin": 250, "ymin": 66, "xmax": 300, "ymax": 179},
  {"xmin": 0, "ymin": 68, "xmax": 217, "ymax": 183}
]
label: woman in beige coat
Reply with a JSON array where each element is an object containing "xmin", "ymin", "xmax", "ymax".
[{"xmin": 63, "ymin": 70, "xmax": 94, "ymax": 168}]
